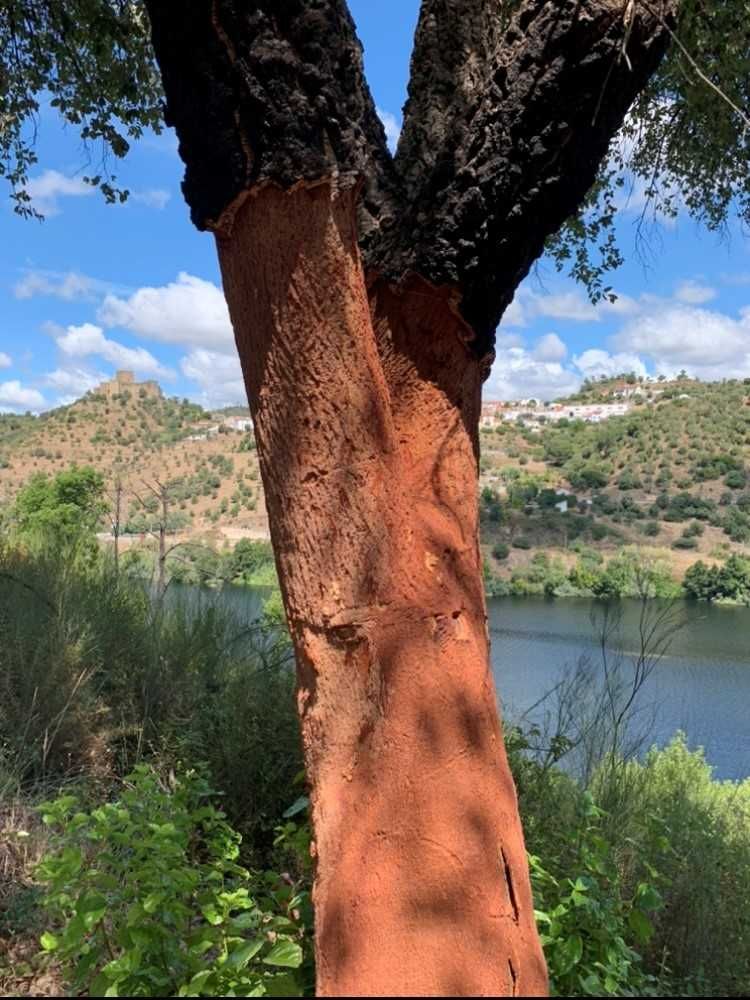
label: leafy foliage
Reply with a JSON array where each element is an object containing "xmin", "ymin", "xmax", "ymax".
[
  {"xmin": 36, "ymin": 766, "xmax": 309, "ymax": 997},
  {"xmin": 548, "ymin": 2, "xmax": 750, "ymax": 296},
  {"xmin": 1, "ymin": 0, "xmax": 163, "ymax": 215},
  {"xmin": 531, "ymin": 793, "xmax": 662, "ymax": 998},
  {"xmin": 13, "ymin": 465, "xmax": 105, "ymax": 543}
]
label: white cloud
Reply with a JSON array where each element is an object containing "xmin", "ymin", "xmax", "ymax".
[
  {"xmin": 377, "ymin": 107, "xmax": 402, "ymax": 153},
  {"xmin": 99, "ymin": 272, "xmax": 234, "ymax": 352},
  {"xmin": 0, "ymin": 352, "xmax": 11, "ymax": 369},
  {"xmin": 509, "ymin": 285, "xmax": 638, "ymax": 325},
  {"xmin": 132, "ymin": 188, "xmax": 171, "ymax": 210},
  {"xmin": 573, "ymin": 349, "xmax": 648, "ymax": 380},
  {"xmin": 14, "ymin": 269, "xmax": 120, "ymax": 302},
  {"xmin": 486, "ymin": 344, "xmax": 580, "ymax": 402},
  {"xmin": 529, "ymin": 289, "xmax": 598, "ymax": 322},
  {"xmin": 51, "ymin": 322, "xmax": 173, "ymax": 379},
  {"xmin": 533, "ymin": 333, "xmax": 567, "ymax": 362},
  {"xmin": 614, "ymin": 303, "xmax": 750, "ymax": 381},
  {"xmin": 674, "ymin": 280, "xmax": 716, "ymax": 305},
  {"xmin": 0, "ymin": 380, "xmax": 45, "ymax": 412},
  {"xmin": 43, "ymin": 366, "xmax": 106, "ymax": 397},
  {"xmin": 501, "ymin": 295, "xmax": 526, "ymax": 327},
  {"xmin": 23, "ymin": 169, "xmax": 94, "ymax": 216},
  {"xmin": 180, "ymin": 349, "xmax": 247, "ymax": 409}
]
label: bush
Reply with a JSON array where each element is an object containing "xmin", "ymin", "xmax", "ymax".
[
  {"xmin": 617, "ymin": 470, "xmax": 642, "ymax": 491},
  {"xmin": 725, "ymin": 468, "xmax": 747, "ymax": 489},
  {"xmin": 36, "ymin": 766, "xmax": 310, "ymax": 998},
  {"xmin": 615, "ymin": 737, "xmax": 750, "ymax": 996},
  {"xmin": 0, "ymin": 543, "xmax": 303, "ymax": 859},
  {"xmin": 531, "ymin": 794, "xmax": 661, "ymax": 998},
  {"xmin": 492, "ymin": 542, "xmax": 510, "ymax": 561},
  {"xmin": 672, "ymin": 536, "xmax": 698, "ymax": 550},
  {"xmin": 512, "ymin": 536, "xmax": 532, "ymax": 550}
]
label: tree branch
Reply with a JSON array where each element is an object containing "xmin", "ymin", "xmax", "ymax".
[
  {"xmin": 146, "ymin": 0, "xmax": 678, "ymax": 358},
  {"xmin": 365, "ymin": 0, "xmax": 679, "ymax": 357},
  {"xmin": 144, "ymin": 0, "xmax": 398, "ymax": 236}
]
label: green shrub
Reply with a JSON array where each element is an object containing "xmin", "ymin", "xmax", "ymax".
[
  {"xmin": 615, "ymin": 737, "xmax": 750, "ymax": 996},
  {"xmin": 492, "ymin": 542, "xmax": 510, "ymax": 561},
  {"xmin": 512, "ymin": 536, "xmax": 532, "ymax": 550},
  {"xmin": 725, "ymin": 468, "xmax": 747, "ymax": 489},
  {"xmin": 672, "ymin": 536, "xmax": 698, "ymax": 550},
  {"xmin": 531, "ymin": 793, "xmax": 661, "ymax": 998},
  {"xmin": 36, "ymin": 766, "xmax": 310, "ymax": 998}
]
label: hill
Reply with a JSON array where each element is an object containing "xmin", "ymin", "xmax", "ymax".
[
  {"xmin": 478, "ymin": 378, "xmax": 750, "ymax": 595},
  {"xmin": 0, "ymin": 380, "xmax": 268, "ymax": 547},
  {"xmin": 1, "ymin": 376, "xmax": 749, "ymax": 595}
]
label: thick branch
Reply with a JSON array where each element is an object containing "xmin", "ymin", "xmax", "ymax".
[
  {"xmin": 144, "ymin": 0, "xmax": 398, "ymax": 237},
  {"xmin": 146, "ymin": 0, "xmax": 677, "ymax": 356},
  {"xmin": 365, "ymin": 0, "xmax": 679, "ymax": 355}
]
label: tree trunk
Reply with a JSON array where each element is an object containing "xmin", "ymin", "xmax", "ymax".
[{"xmin": 217, "ymin": 180, "xmax": 547, "ymax": 997}]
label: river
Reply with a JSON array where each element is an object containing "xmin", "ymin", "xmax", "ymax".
[
  {"xmin": 490, "ymin": 596, "xmax": 750, "ymax": 781},
  {"xmin": 171, "ymin": 585, "xmax": 750, "ymax": 781}
]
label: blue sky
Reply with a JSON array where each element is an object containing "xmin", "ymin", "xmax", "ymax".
[{"xmin": 1, "ymin": 0, "xmax": 749, "ymax": 413}]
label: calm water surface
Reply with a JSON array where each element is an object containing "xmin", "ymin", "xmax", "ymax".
[
  {"xmin": 489, "ymin": 596, "xmax": 750, "ymax": 780},
  {"xmin": 172, "ymin": 585, "xmax": 749, "ymax": 780}
]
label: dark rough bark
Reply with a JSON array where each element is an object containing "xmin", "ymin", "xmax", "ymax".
[
  {"xmin": 146, "ymin": 0, "xmax": 677, "ymax": 355},
  {"xmin": 145, "ymin": 0, "xmax": 398, "ymax": 239},
  {"xmin": 368, "ymin": 0, "xmax": 677, "ymax": 353}
]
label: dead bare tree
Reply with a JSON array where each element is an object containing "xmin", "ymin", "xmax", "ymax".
[
  {"xmin": 131, "ymin": 480, "xmax": 186, "ymax": 599},
  {"xmin": 107, "ymin": 473, "xmax": 124, "ymax": 575}
]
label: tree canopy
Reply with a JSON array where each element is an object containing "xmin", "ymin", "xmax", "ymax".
[
  {"xmin": 1, "ymin": 0, "xmax": 162, "ymax": 217},
  {"xmin": 14, "ymin": 465, "xmax": 106, "ymax": 541},
  {"xmin": 3, "ymin": 1, "xmax": 748, "ymax": 309}
]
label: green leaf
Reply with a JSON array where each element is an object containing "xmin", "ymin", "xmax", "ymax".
[
  {"xmin": 282, "ymin": 796, "xmax": 309, "ymax": 819},
  {"xmin": 227, "ymin": 938, "xmax": 265, "ymax": 969},
  {"xmin": 40, "ymin": 931, "xmax": 58, "ymax": 952},
  {"xmin": 635, "ymin": 882, "xmax": 663, "ymax": 912},
  {"xmin": 263, "ymin": 940, "xmax": 303, "ymax": 968},
  {"xmin": 264, "ymin": 971, "xmax": 304, "ymax": 996},
  {"xmin": 627, "ymin": 908, "xmax": 654, "ymax": 945},
  {"xmin": 556, "ymin": 933, "xmax": 584, "ymax": 975}
]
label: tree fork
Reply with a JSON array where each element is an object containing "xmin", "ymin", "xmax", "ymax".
[
  {"xmin": 217, "ymin": 180, "xmax": 547, "ymax": 996},
  {"xmin": 144, "ymin": 1, "xmax": 680, "ymax": 992}
]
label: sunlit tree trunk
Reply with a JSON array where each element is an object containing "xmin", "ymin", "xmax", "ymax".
[
  {"xmin": 145, "ymin": 1, "xmax": 678, "ymax": 993},
  {"xmin": 217, "ymin": 181, "xmax": 545, "ymax": 995}
]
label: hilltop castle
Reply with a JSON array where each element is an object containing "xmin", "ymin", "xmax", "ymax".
[{"xmin": 95, "ymin": 370, "xmax": 162, "ymax": 400}]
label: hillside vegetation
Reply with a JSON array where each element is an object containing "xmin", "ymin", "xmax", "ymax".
[
  {"xmin": 479, "ymin": 378, "xmax": 750, "ymax": 599},
  {"xmin": 2, "ymin": 377, "xmax": 750, "ymax": 599},
  {"xmin": 0, "ymin": 387, "xmax": 268, "ymax": 545}
]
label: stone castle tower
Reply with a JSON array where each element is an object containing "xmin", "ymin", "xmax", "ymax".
[{"xmin": 97, "ymin": 370, "xmax": 162, "ymax": 400}]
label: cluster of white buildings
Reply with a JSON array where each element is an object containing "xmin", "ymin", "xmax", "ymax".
[
  {"xmin": 185, "ymin": 414, "xmax": 254, "ymax": 442},
  {"xmin": 481, "ymin": 399, "xmax": 633, "ymax": 429}
]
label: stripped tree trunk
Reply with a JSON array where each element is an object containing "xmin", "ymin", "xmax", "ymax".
[
  {"xmin": 145, "ymin": 1, "xmax": 678, "ymax": 994},
  {"xmin": 217, "ymin": 181, "xmax": 545, "ymax": 994}
]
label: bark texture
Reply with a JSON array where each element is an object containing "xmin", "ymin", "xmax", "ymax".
[
  {"xmin": 144, "ymin": 2, "xmax": 681, "ymax": 995},
  {"xmin": 147, "ymin": 0, "xmax": 678, "ymax": 356},
  {"xmin": 369, "ymin": 0, "xmax": 678, "ymax": 350},
  {"xmin": 217, "ymin": 180, "xmax": 547, "ymax": 996}
]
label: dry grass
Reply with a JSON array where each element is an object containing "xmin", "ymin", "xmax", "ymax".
[{"xmin": 0, "ymin": 798, "xmax": 64, "ymax": 997}]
